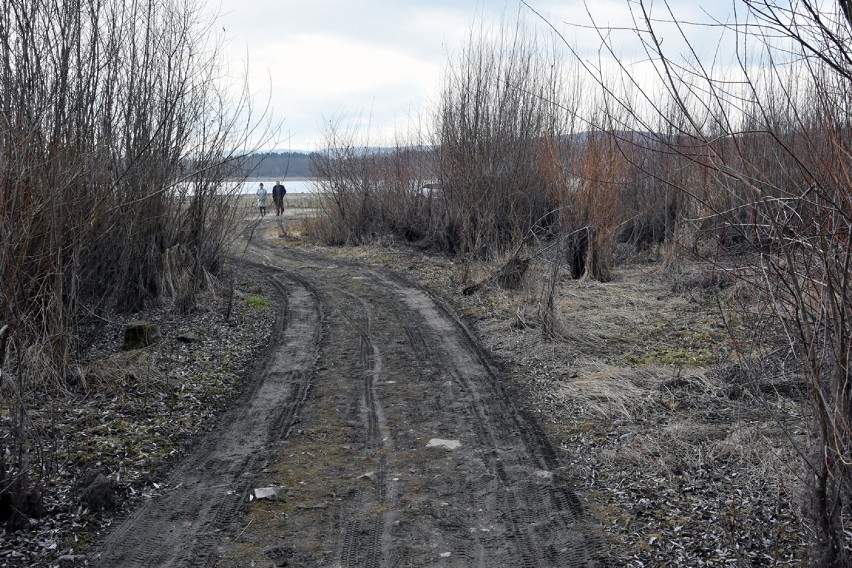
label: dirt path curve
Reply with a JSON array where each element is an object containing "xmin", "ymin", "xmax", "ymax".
[
  {"xmin": 92, "ymin": 220, "xmax": 597, "ymax": 567},
  {"xmin": 91, "ymin": 265, "xmax": 321, "ymax": 567}
]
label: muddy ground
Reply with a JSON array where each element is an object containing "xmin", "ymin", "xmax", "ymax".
[
  {"xmin": 281, "ymin": 236, "xmax": 811, "ymax": 566},
  {"xmin": 85, "ymin": 214, "xmax": 598, "ymax": 567},
  {"xmin": 60, "ymin": 204, "xmax": 810, "ymax": 567}
]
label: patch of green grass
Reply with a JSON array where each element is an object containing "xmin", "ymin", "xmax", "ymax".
[{"xmin": 244, "ymin": 295, "xmax": 272, "ymax": 310}]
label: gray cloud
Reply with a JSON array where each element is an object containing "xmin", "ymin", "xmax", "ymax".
[{"xmin": 211, "ymin": 0, "xmax": 735, "ymax": 150}]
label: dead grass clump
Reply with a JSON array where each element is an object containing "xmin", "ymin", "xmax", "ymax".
[
  {"xmin": 601, "ymin": 420, "xmax": 722, "ymax": 473},
  {"xmin": 671, "ymin": 267, "xmax": 738, "ymax": 295},
  {"xmin": 77, "ymin": 349, "xmax": 162, "ymax": 398},
  {"xmin": 160, "ymin": 245, "xmax": 216, "ymax": 314},
  {"xmin": 716, "ymin": 353, "xmax": 807, "ymax": 402},
  {"xmin": 708, "ymin": 422, "xmax": 800, "ymax": 472},
  {"xmin": 559, "ymin": 363, "xmax": 725, "ymax": 421},
  {"xmin": 463, "ymin": 255, "xmax": 531, "ymax": 295},
  {"xmin": 559, "ymin": 365, "xmax": 665, "ymax": 419},
  {"xmin": 659, "ymin": 371, "xmax": 722, "ymax": 409}
]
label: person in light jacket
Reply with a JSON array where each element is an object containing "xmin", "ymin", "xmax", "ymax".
[{"xmin": 256, "ymin": 183, "xmax": 268, "ymax": 217}]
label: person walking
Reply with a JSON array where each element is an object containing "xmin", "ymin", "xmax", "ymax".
[
  {"xmin": 272, "ymin": 180, "xmax": 287, "ymax": 216},
  {"xmin": 256, "ymin": 182, "xmax": 268, "ymax": 217}
]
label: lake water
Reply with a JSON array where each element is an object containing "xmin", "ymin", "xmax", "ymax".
[{"xmin": 236, "ymin": 179, "xmax": 319, "ymax": 195}]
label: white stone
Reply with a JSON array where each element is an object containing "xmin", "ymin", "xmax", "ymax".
[{"xmin": 426, "ymin": 438, "xmax": 461, "ymax": 450}]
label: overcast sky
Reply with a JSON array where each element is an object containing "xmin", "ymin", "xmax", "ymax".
[{"xmin": 211, "ymin": 1, "xmax": 734, "ymax": 152}]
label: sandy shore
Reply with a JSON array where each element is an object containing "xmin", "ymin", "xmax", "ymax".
[{"xmin": 238, "ymin": 192, "xmax": 321, "ymax": 211}]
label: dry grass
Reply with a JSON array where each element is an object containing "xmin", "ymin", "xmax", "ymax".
[
  {"xmin": 320, "ymin": 241, "xmax": 809, "ymax": 564},
  {"xmin": 77, "ymin": 349, "xmax": 162, "ymax": 398},
  {"xmin": 235, "ymin": 193, "xmax": 321, "ymax": 212},
  {"xmin": 559, "ymin": 365, "xmax": 669, "ymax": 418}
]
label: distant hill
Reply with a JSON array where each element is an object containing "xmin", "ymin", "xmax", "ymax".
[
  {"xmin": 235, "ymin": 151, "xmax": 319, "ymax": 179},
  {"xmin": 232, "ymin": 147, "xmax": 434, "ymax": 179},
  {"xmin": 231, "ymin": 134, "xmax": 664, "ymax": 181}
]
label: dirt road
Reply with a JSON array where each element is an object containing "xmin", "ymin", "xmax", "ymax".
[{"xmin": 91, "ymin": 220, "xmax": 596, "ymax": 567}]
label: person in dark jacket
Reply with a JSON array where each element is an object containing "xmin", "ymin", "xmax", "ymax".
[{"xmin": 272, "ymin": 181, "xmax": 286, "ymax": 216}]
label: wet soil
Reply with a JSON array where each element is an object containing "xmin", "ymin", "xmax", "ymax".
[{"xmin": 89, "ymin": 218, "xmax": 597, "ymax": 567}]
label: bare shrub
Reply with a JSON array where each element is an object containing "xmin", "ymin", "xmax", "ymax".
[
  {"xmin": 0, "ymin": 0, "xmax": 265, "ymax": 528},
  {"xmin": 309, "ymin": 119, "xmax": 435, "ymax": 246},
  {"xmin": 434, "ymin": 17, "xmax": 575, "ymax": 259},
  {"xmin": 561, "ymin": 129, "xmax": 632, "ymax": 281},
  {"xmin": 308, "ymin": 17, "xmax": 583, "ymax": 261}
]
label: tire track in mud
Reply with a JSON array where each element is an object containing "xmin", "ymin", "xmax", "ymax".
[
  {"xmin": 237, "ymin": 234, "xmax": 596, "ymax": 566},
  {"xmin": 90, "ymin": 266, "xmax": 322, "ymax": 568},
  {"xmin": 373, "ymin": 271, "xmax": 592, "ymax": 567},
  {"xmin": 336, "ymin": 291, "xmax": 396, "ymax": 568},
  {"xmin": 95, "ymin": 220, "xmax": 597, "ymax": 567}
]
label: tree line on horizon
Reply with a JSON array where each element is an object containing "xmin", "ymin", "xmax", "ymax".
[
  {"xmin": 235, "ymin": 151, "xmax": 319, "ymax": 179},
  {"xmin": 234, "ymin": 147, "xmax": 441, "ymax": 180}
]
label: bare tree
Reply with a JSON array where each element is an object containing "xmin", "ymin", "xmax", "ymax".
[{"xmin": 435, "ymin": 15, "xmax": 576, "ymax": 259}]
